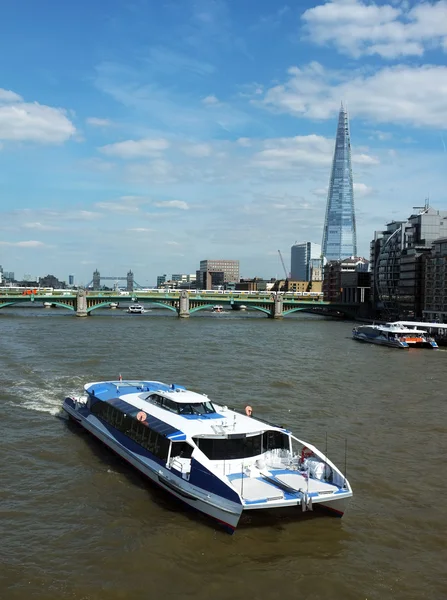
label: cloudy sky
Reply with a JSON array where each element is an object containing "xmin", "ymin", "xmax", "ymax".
[{"xmin": 1, "ymin": 0, "xmax": 446, "ymax": 285}]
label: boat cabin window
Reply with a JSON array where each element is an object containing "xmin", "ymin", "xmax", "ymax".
[
  {"xmin": 194, "ymin": 434, "xmax": 263, "ymax": 460},
  {"xmin": 178, "ymin": 401, "xmax": 215, "ymax": 415},
  {"xmin": 147, "ymin": 394, "xmax": 216, "ymax": 415},
  {"xmin": 193, "ymin": 430, "xmax": 290, "ymax": 461},
  {"xmin": 170, "ymin": 442, "xmax": 194, "ymax": 459},
  {"xmin": 91, "ymin": 401, "xmax": 170, "ymax": 461}
]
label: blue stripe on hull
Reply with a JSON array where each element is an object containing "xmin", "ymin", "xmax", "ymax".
[{"xmin": 65, "ymin": 410, "xmax": 239, "ymax": 532}]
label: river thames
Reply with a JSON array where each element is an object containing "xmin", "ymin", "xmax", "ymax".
[{"xmin": 1, "ymin": 307, "xmax": 446, "ymax": 600}]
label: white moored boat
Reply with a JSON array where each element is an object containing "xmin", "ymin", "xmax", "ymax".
[
  {"xmin": 127, "ymin": 304, "xmax": 145, "ymax": 314},
  {"xmin": 212, "ymin": 305, "xmax": 223, "ymax": 313},
  {"xmin": 352, "ymin": 323, "xmax": 438, "ymax": 349},
  {"xmin": 63, "ymin": 380, "xmax": 353, "ymax": 532}
]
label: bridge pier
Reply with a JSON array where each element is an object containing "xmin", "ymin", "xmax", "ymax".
[
  {"xmin": 76, "ymin": 289, "xmax": 88, "ymax": 317},
  {"xmin": 178, "ymin": 291, "xmax": 190, "ymax": 318},
  {"xmin": 272, "ymin": 295, "xmax": 284, "ymax": 319}
]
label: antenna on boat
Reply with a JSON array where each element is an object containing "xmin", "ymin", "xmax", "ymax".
[{"xmin": 344, "ymin": 439, "xmax": 348, "ymax": 487}]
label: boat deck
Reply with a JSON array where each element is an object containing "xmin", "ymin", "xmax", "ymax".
[{"xmin": 229, "ymin": 469, "xmax": 340, "ymax": 504}]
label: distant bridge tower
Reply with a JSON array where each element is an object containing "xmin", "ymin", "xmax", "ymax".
[
  {"xmin": 93, "ymin": 269, "xmax": 101, "ymax": 291},
  {"xmin": 127, "ymin": 270, "xmax": 134, "ymax": 292},
  {"xmin": 88, "ymin": 268, "xmax": 141, "ymax": 290}
]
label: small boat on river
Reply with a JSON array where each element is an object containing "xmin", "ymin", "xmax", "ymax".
[
  {"xmin": 212, "ymin": 305, "xmax": 223, "ymax": 313},
  {"xmin": 127, "ymin": 304, "xmax": 145, "ymax": 314},
  {"xmin": 63, "ymin": 380, "xmax": 353, "ymax": 532},
  {"xmin": 352, "ymin": 323, "xmax": 438, "ymax": 349}
]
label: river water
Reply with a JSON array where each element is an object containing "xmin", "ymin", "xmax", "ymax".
[{"xmin": 1, "ymin": 307, "xmax": 446, "ymax": 600}]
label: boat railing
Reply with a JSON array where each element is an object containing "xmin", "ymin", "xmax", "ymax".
[{"xmin": 227, "ymin": 407, "xmax": 284, "ymax": 430}]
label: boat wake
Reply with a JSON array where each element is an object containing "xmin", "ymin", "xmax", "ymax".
[{"xmin": 18, "ymin": 375, "xmax": 86, "ymax": 417}]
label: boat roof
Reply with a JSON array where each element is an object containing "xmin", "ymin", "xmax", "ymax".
[
  {"xmin": 362, "ymin": 323, "xmax": 428, "ymax": 333},
  {"xmin": 84, "ymin": 380, "xmax": 284, "ymax": 439},
  {"xmin": 394, "ymin": 321, "xmax": 447, "ymax": 330}
]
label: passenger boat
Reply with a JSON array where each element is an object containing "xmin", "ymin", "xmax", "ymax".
[
  {"xmin": 110, "ymin": 302, "xmax": 119, "ymax": 309},
  {"xmin": 62, "ymin": 380, "xmax": 353, "ymax": 532},
  {"xmin": 352, "ymin": 323, "xmax": 438, "ymax": 349},
  {"xmin": 212, "ymin": 305, "xmax": 223, "ymax": 313},
  {"xmin": 127, "ymin": 304, "xmax": 145, "ymax": 314}
]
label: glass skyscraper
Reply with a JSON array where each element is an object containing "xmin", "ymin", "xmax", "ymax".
[{"xmin": 322, "ymin": 104, "xmax": 357, "ymax": 261}]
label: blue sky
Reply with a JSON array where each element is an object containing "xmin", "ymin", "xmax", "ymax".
[{"xmin": 1, "ymin": 0, "xmax": 447, "ymax": 285}]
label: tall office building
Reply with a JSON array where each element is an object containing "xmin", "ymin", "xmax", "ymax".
[
  {"xmin": 291, "ymin": 242, "xmax": 321, "ymax": 280},
  {"xmin": 197, "ymin": 259, "xmax": 240, "ymax": 289},
  {"xmin": 371, "ymin": 205, "xmax": 447, "ymax": 319},
  {"xmin": 322, "ymin": 104, "xmax": 357, "ymax": 261}
]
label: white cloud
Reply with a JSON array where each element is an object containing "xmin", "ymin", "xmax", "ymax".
[
  {"xmin": 0, "ymin": 88, "xmax": 75, "ymax": 144},
  {"xmin": 65, "ymin": 210, "xmax": 101, "ymax": 221},
  {"xmin": 301, "ymin": 0, "xmax": 447, "ymax": 59},
  {"xmin": 353, "ymin": 153, "xmax": 380, "ymax": 165},
  {"xmin": 22, "ymin": 222, "xmax": 61, "ymax": 231},
  {"xmin": 0, "ymin": 89, "xmax": 22, "ymax": 103},
  {"xmin": 251, "ymin": 134, "xmax": 377, "ymax": 172},
  {"xmin": 237, "ymin": 137, "xmax": 251, "ymax": 147},
  {"xmin": 202, "ymin": 95, "xmax": 219, "ymax": 105},
  {"xmin": 96, "ymin": 201, "xmax": 140, "ymax": 213},
  {"xmin": 95, "ymin": 196, "xmax": 150, "ymax": 213},
  {"xmin": 127, "ymin": 228, "xmax": 154, "ymax": 232},
  {"xmin": 353, "ymin": 182, "xmax": 374, "ymax": 197},
  {"xmin": 126, "ymin": 159, "xmax": 176, "ymax": 184},
  {"xmin": 154, "ymin": 200, "xmax": 189, "ymax": 210},
  {"xmin": 86, "ymin": 117, "xmax": 113, "ymax": 127},
  {"xmin": 180, "ymin": 143, "xmax": 212, "ymax": 157},
  {"xmin": 99, "ymin": 138, "xmax": 170, "ymax": 159},
  {"xmin": 253, "ymin": 135, "xmax": 333, "ymax": 170},
  {"xmin": 262, "ymin": 62, "xmax": 447, "ymax": 129},
  {"xmin": 0, "ymin": 240, "xmax": 46, "ymax": 247}
]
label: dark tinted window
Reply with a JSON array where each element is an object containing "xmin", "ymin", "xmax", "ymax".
[
  {"xmin": 194, "ymin": 434, "xmax": 262, "ymax": 460},
  {"xmin": 170, "ymin": 442, "xmax": 194, "ymax": 459},
  {"xmin": 91, "ymin": 401, "xmax": 170, "ymax": 461},
  {"xmin": 263, "ymin": 430, "xmax": 289, "ymax": 451}
]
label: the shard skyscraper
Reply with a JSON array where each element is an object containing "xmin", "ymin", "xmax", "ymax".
[{"xmin": 322, "ymin": 104, "xmax": 357, "ymax": 261}]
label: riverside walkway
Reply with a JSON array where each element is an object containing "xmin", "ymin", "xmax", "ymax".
[{"xmin": 0, "ymin": 289, "xmax": 358, "ymax": 318}]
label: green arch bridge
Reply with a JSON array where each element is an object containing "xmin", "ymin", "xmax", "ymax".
[{"xmin": 0, "ymin": 290, "xmax": 361, "ymax": 319}]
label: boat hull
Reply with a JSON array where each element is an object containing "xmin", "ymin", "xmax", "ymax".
[
  {"xmin": 352, "ymin": 332, "xmax": 408, "ymax": 348},
  {"xmin": 63, "ymin": 402, "xmax": 242, "ymax": 531}
]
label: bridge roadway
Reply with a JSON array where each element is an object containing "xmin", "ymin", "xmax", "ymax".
[{"xmin": 0, "ymin": 290, "xmax": 358, "ymax": 319}]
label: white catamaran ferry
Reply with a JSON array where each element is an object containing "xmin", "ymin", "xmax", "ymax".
[
  {"xmin": 63, "ymin": 381, "xmax": 352, "ymax": 532},
  {"xmin": 352, "ymin": 323, "xmax": 438, "ymax": 349}
]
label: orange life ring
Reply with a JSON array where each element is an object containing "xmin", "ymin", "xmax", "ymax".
[
  {"xmin": 245, "ymin": 405, "xmax": 253, "ymax": 417},
  {"xmin": 301, "ymin": 447, "xmax": 313, "ymax": 463},
  {"xmin": 136, "ymin": 411, "xmax": 147, "ymax": 422}
]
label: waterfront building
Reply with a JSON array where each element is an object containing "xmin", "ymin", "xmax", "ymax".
[
  {"xmin": 157, "ymin": 274, "xmax": 167, "ymax": 288},
  {"xmin": 322, "ymin": 104, "xmax": 357, "ymax": 262},
  {"xmin": 371, "ymin": 205, "xmax": 447, "ymax": 319},
  {"xmin": 172, "ymin": 274, "xmax": 196, "ymax": 285},
  {"xmin": 423, "ymin": 238, "xmax": 447, "ymax": 323},
  {"xmin": 39, "ymin": 274, "xmax": 66, "ymax": 289},
  {"xmin": 323, "ymin": 257, "xmax": 369, "ymax": 303},
  {"xmin": 291, "ymin": 242, "xmax": 321, "ymax": 281},
  {"xmin": 197, "ymin": 259, "xmax": 240, "ymax": 289}
]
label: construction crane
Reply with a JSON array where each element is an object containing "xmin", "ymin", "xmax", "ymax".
[{"xmin": 277, "ymin": 250, "xmax": 289, "ymax": 292}]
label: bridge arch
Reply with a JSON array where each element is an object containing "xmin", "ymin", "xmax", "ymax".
[
  {"xmin": 44, "ymin": 301, "xmax": 75, "ymax": 311},
  {"xmin": 87, "ymin": 302, "xmax": 117, "ymax": 313},
  {"xmin": 189, "ymin": 304, "xmax": 216, "ymax": 314},
  {"xmin": 145, "ymin": 301, "xmax": 177, "ymax": 313}
]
